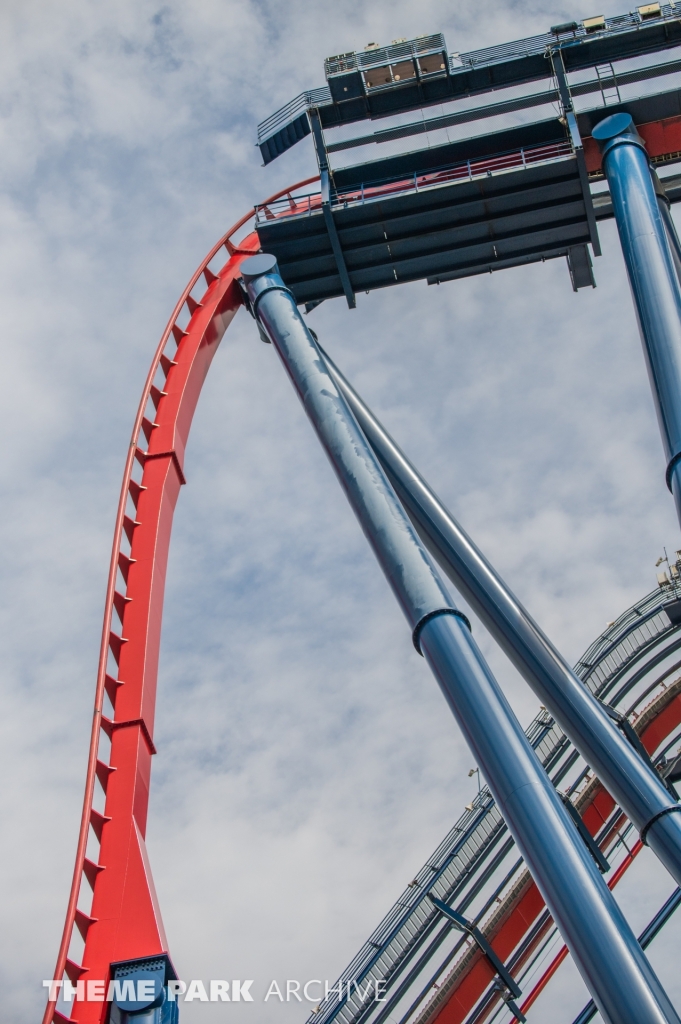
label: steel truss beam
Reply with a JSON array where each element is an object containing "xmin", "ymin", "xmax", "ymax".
[{"xmin": 428, "ymin": 896, "xmax": 526, "ymax": 1022}]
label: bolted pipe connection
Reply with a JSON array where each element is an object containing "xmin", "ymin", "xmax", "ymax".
[{"xmin": 318, "ymin": 343, "xmax": 681, "ymax": 886}]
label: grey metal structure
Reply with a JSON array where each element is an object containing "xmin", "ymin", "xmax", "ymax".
[
  {"xmin": 253, "ymin": 4, "xmax": 681, "ymax": 306},
  {"xmin": 256, "ymin": 9, "xmax": 681, "ymax": 163},
  {"xmin": 241, "ymin": 253, "xmax": 681, "ymax": 1024}
]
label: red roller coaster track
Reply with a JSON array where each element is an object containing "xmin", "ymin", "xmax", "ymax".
[{"xmin": 42, "ymin": 177, "xmax": 318, "ymax": 1024}]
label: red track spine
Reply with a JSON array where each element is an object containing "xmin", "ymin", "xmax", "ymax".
[{"xmin": 42, "ymin": 177, "xmax": 319, "ymax": 1024}]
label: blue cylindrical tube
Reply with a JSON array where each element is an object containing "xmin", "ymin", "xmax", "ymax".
[
  {"xmin": 594, "ymin": 112, "xmax": 681, "ymax": 524},
  {"xmin": 420, "ymin": 611, "xmax": 679, "ymax": 1024},
  {"xmin": 652, "ymin": 169, "xmax": 681, "ymax": 287},
  {"xmin": 319, "ymin": 343, "xmax": 681, "ymax": 885},
  {"xmin": 241, "ymin": 253, "xmax": 681, "ymax": 1024},
  {"xmin": 240, "ymin": 253, "xmax": 453, "ymax": 638}
]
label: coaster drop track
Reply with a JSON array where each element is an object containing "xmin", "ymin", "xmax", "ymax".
[{"xmin": 42, "ymin": 177, "xmax": 319, "ymax": 1024}]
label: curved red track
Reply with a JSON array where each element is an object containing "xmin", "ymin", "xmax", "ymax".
[{"xmin": 43, "ymin": 178, "xmax": 318, "ymax": 1024}]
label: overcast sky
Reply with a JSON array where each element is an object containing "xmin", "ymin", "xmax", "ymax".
[{"xmin": 1, "ymin": 1, "xmax": 681, "ymax": 1022}]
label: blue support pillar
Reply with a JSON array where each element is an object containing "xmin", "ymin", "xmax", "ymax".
[
  {"xmin": 241, "ymin": 253, "xmax": 681, "ymax": 1024},
  {"xmin": 654, "ymin": 168, "xmax": 681, "ymax": 287},
  {"xmin": 318, "ymin": 343, "xmax": 681, "ymax": 887},
  {"xmin": 594, "ymin": 112, "xmax": 681, "ymax": 526}
]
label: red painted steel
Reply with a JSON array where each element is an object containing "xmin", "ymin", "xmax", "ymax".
[
  {"xmin": 437, "ymin": 881, "xmax": 546, "ymax": 1023},
  {"xmin": 42, "ymin": 176, "xmax": 319, "ymax": 1024},
  {"xmin": 427, "ymin": 832, "xmax": 642, "ymax": 1024},
  {"xmin": 584, "ymin": 113, "xmax": 681, "ymax": 174}
]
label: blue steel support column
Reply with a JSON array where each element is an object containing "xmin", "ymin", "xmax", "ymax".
[
  {"xmin": 318, "ymin": 344, "xmax": 681, "ymax": 885},
  {"xmin": 593, "ymin": 112, "xmax": 681, "ymax": 525},
  {"xmin": 241, "ymin": 253, "xmax": 681, "ymax": 1024},
  {"xmin": 653, "ymin": 169, "xmax": 681, "ymax": 287}
]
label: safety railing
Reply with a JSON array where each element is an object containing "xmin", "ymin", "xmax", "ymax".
[
  {"xmin": 256, "ymin": 87, "xmax": 331, "ymax": 144},
  {"xmin": 254, "ymin": 141, "xmax": 574, "ymax": 227},
  {"xmin": 455, "ymin": 3, "xmax": 678, "ymax": 71},
  {"xmin": 576, "ymin": 576, "xmax": 681, "ymax": 696}
]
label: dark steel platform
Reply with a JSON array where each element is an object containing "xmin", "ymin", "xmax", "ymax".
[
  {"xmin": 254, "ymin": 4, "xmax": 681, "ymax": 308},
  {"xmin": 256, "ymin": 143, "xmax": 596, "ymax": 304}
]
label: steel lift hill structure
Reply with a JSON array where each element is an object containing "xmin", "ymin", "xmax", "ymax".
[{"xmin": 42, "ymin": 6, "xmax": 681, "ymax": 1024}]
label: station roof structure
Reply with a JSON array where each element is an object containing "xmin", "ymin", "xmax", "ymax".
[{"xmin": 253, "ymin": 4, "xmax": 681, "ymax": 307}]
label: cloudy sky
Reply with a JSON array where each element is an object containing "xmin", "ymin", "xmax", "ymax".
[{"xmin": 1, "ymin": 0, "xmax": 681, "ymax": 1022}]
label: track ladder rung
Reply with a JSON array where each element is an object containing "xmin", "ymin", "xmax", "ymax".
[
  {"xmin": 83, "ymin": 857, "xmax": 105, "ymax": 890},
  {"xmin": 64, "ymin": 959, "xmax": 87, "ymax": 983},
  {"xmin": 74, "ymin": 908, "xmax": 97, "ymax": 940}
]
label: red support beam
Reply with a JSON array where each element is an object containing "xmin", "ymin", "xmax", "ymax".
[{"xmin": 71, "ymin": 249, "xmax": 255, "ymax": 1024}]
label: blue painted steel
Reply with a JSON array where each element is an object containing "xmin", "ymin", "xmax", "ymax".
[
  {"xmin": 108, "ymin": 956, "xmax": 178, "ymax": 1024},
  {"xmin": 319, "ymin": 345, "xmax": 681, "ymax": 884},
  {"xmin": 594, "ymin": 112, "xmax": 681, "ymax": 525},
  {"xmin": 303, "ymin": 583, "xmax": 681, "ymax": 1024},
  {"xmin": 419, "ymin": 610, "xmax": 679, "ymax": 1024},
  {"xmin": 571, "ymin": 887, "xmax": 681, "ymax": 1024},
  {"xmin": 240, "ymin": 253, "xmax": 453, "ymax": 639},
  {"xmin": 241, "ymin": 253, "xmax": 681, "ymax": 1024},
  {"xmin": 657, "ymin": 178, "xmax": 681, "ymax": 287},
  {"xmin": 428, "ymin": 895, "xmax": 522, "ymax": 1000}
]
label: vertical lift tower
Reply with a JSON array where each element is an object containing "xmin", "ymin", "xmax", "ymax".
[{"xmin": 43, "ymin": 7, "xmax": 681, "ymax": 1024}]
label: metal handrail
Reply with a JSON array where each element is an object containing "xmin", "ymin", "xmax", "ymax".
[
  {"xmin": 256, "ymin": 87, "xmax": 331, "ymax": 143},
  {"xmin": 254, "ymin": 141, "xmax": 574, "ymax": 227}
]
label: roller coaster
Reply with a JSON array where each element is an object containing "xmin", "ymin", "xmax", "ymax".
[{"xmin": 41, "ymin": 6, "xmax": 681, "ymax": 1024}]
